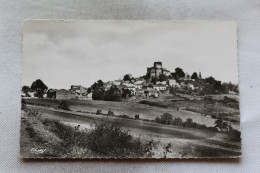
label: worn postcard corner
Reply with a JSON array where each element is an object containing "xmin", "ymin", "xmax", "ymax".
[{"xmin": 21, "ymin": 20, "xmax": 241, "ymax": 159}]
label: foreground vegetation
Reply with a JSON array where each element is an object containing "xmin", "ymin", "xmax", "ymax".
[
  {"xmin": 21, "ymin": 105, "xmax": 157, "ymax": 158},
  {"xmin": 21, "ymin": 103, "xmax": 241, "ymax": 158}
]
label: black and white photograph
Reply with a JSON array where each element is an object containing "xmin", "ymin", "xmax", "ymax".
[{"xmin": 21, "ymin": 20, "xmax": 241, "ymax": 159}]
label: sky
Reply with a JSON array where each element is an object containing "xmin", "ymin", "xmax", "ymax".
[{"xmin": 23, "ymin": 20, "xmax": 238, "ymax": 89}]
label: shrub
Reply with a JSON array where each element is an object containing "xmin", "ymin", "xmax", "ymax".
[
  {"xmin": 107, "ymin": 109, "xmax": 115, "ymax": 116},
  {"xmin": 26, "ymin": 107, "xmax": 41, "ymax": 118},
  {"xmin": 172, "ymin": 117, "xmax": 183, "ymax": 126},
  {"xmin": 118, "ymin": 115, "xmax": 130, "ymax": 119},
  {"xmin": 41, "ymin": 118, "xmax": 89, "ymax": 156},
  {"xmin": 207, "ymin": 126, "xmax": 218, "ymax": 132},
  {"xmin": 58, "ymin": 100, "xmax": 70, "ymax": 111},
  {"xmin": 96, "ymin": 109, "xmax": 102, "ymax": 115},
  {"xmin": 122, "ymin": 88, "xmax": 132, "ymax": 98},
  {"xmin": 139, "ymin": 100, "xmax": 167, "ymax": 108},
  {"xmin": 85, "ymin": 119, "xmax": 154, "ymax": 157},
  {"xmin": 135, "ymin": 114, "xmax": 140, "ymax": 119},
  {"xmin": 214, "ymin": 118, "xmax": 229, "ymax": 131},
  {"xmin": 155, "ymin": 113, "xmax": 173, "ymax": 125},
  {"xmin": 92, "ymin": 87, "xmax": 105, "ymax": 100},
  {"xmin": 227, "ymin": 129, "xmax": 241, "ymax": 141},
  {"xmin": 103, "ymin": 86, "xmax": 122, "ymax": 101},
  {"xmin": 183, "ymin": 118, "xmax": 193, "ymax": 128}
]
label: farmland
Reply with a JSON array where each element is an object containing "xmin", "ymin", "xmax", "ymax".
[
  {"xmin": 21, "ymin": 95, "xmax": 241, "ymax": 158},
  {"xmin": 24, "ymin": 93, "xmax": 240, "ymax": 130}
]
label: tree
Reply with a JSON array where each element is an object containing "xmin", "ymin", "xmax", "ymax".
[
  {"xmin": 151, "ymin": 77, "xmax": 157, "ymax": 84},
  {"xmin": 87, "ymin": 88, "xmax": 92, "ymax": 94},
  {"xmin": 214, "ymin": 118, "xmax": 229, "ymax": 131},
  {"xmin": 91, "ymin": 80, "xmax": 104, "ymax": 98},
  {"xmin": 92, "ymin": 87, "xmax": 105, "ymax": 100},
  {"xmin": 103, "ymin": 86, "xmax": 121, "ymax": 101},
  {"xmin": 191, "ymin": 72, "xmax": 198, "ymax": 80},
  {"xmin": 22, "ymin": 85, "xmax": 30, "ymax": 97},
  {"xmin": 123, "ymin": 74, "xmax": 131, "ymax": 81},
  {"xmin": 172, "ymin": 117, "xmax": 183, "ymax": 126},
  {"xmin": 221, "ymin": 83, "xmax": 229, "ymax": 94},
  {"xmin": 97, "ymin": 80, "xmax": 104, "ymax": 87},
  {"xmin": 156, "ymin": 113, "xmax": 173, "ymax": 125},
  {"xmin": 122, "ymin": 88, "xmax": 132, "ymax": 98},
  {"xmin": 158, "ymin": 74, "xmax": 167, "ymax": 82},
  {"xmin": 183, "ymin": 118, "xmax": 193, "ymax": 128},
  {"xmin": 170, "ymin": 72, "xmax": 178, "ymax": 80},
  {"xmin": 175, "ymin": 67, "xmax": 185, "ymax": 79},
  {"xmin": 91, "ymin": 82, "xmax": 98, "ymax": 90},
  {"xmin": 213, "ymin": 80, "xmax": 222, "ymax": 92},
  {"xmin": 30, "ymin": 79, "xmax": 48, "ymax": 98},
  {"xmin": 205, "ymin": 76, "xmax": 216, "ymax": 85}
]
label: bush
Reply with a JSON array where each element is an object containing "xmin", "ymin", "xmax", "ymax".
[
  {"xmin": 96, "ymin": 109, "xmax": 102, "ymax": 115},
  {"xmin": 86, "ymin": 119, "xmax": 154, "ymax": 157},
  {"xmin": 58, "ymin": 100, "xmax": 70, "ymax": 111},
  {"xmin": 103, "ymin": 86, "xmax": 121, "ymax": 101},
  {"xmin": 118, "ymin": 115, "xmax": 130, "ymax": 119},
  {"xmin": 214, "ymin": 118, "xmax": 229, "ymax": 131},
  {"xmin": 227, "ymin": 129, "xmax": 241, "ymax": 141},
  {"xmin": 122, "ymin": 88, "xmax": 132, "ymax": 98},
  {"xmin": 135, "ymin": 114, "xmax": 140, "ymax": 119},
  {"xmin": 92, "ymin": 87, "xmax": 105, "ymax": 100},
  {"xmin": 183, "ymin": 118, "xmax": 193, "ymax": 128},
  {"xmin": 107, "ymin": 109, "xmax": 115, "ymax": 116},
  {"xmin": 172, "ymin": 117, "xmax": 183, "ymax": 126},
  {"xmin": 155, "ymin": 113, "xmax": 173, "ymax": 125},
  {"xmin": 41, "ymin": 118, "xmax": 89, "ymax": 156},
  {"xmin": 139, "ymin": 100, "xmax": 167, "ymax": 108}
]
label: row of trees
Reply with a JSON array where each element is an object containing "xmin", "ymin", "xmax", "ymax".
[
  {"xmin": 155, "ymin": 113, "xmax": 234, "ymax": 131},
  {"xmin": 203, "ymin": 76, "xmax": 239, "ymax": 94}
]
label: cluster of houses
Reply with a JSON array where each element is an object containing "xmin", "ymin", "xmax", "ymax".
[
  {"xmin": 23, "ymin": 62, "xmax": 202, "ymax": 100},
  {"xmin": 100, "ymin": 62, "xmax": 199, "ymax": 98},
  {"xmin": 46, "ymin": 85, "xmax": 90, "ymax": 100}
]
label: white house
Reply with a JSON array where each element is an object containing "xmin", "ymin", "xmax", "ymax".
[
  {"xmin": 135, "ymin": 84, "xmax": 143, "ymax": 89},
  {"xmin": 168, "ymin": 79, "xmax": 178, "ymax": 87},
  {"xmin": 156, "ymin": 81, "xmax": 167, "ymax": 85},
  {"xmin": 113, "ymin": 80, "xmax": 122, "ymax": 86},
  {"xmin": 187, "ymin": 84, "xmax": 195, "ymax": 90},
  {"xmin": 153, "ymin": 84, "xmax": 167, "ymax": 91},
  {"xmin": 134, "ymin": 79, "xmax": 145, "ymax": 85},
  {"xmin": 148, "ymin": 89, "xmax": 159, "ymax": 97},
  {"xmin": 136, "ymin": 89, "xmax": 145, "ymax": 95}
]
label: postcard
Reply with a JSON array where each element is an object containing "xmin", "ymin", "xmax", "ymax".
[{"xmin": 21, "ymin": 20, "xmax": 241, "ymax": 159}]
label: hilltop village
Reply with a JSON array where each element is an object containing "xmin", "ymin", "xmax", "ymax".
[{"xmin": 22, "ymin": 62, "xmax": 238, "ymax": 101}]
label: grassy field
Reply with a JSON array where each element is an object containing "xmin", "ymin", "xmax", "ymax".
[
  {"xmin": 23, "ymin": 98, "xmax": 214, "ymax": 127},
  {"xmin": 21, "ymin": 94, "xmax": 241, "ymax": 158},
  {"xmin": 24, "ymin": 95, "xmax": 240, "ymax": 130},
  {"xmin": 20, "ymin": 104, "xmax": 241, "ymax": 158}
]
